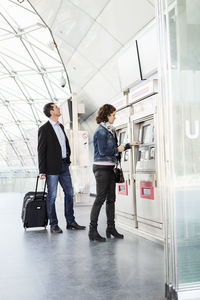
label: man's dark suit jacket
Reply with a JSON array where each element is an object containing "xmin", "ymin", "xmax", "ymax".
[{"xmin": 38, "ymin": 121, "xmax": 71, "ymax": 175}]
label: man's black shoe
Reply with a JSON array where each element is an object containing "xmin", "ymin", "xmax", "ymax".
[
  {"xmin": 66, "ymin": 221, "xmax": 86, "ymax": 230},
  {"xmin": 50, "ymin": 225, "xmax": 63, "ymax": 233}
]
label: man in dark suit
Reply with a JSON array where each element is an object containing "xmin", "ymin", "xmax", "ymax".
[{"xmin": 38, "ymin": 102, "xmax": 86, "ymax": 233}]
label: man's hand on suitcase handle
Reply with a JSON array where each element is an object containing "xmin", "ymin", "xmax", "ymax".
[{"xmin": 39, "ymin": 174, "xmax": 46, "ymax": 179}]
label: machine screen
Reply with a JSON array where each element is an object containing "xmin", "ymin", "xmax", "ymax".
[
  {"xmin": 119, "ymin": 185, "xmax": 126, "ymax": 193},
  {"xmin": 143, "ymin": 188, "xmax": 151, "ymax": 196},
  {"xmin": 142, "ymin": 125, "xmax": 151, "ymax": 144}
]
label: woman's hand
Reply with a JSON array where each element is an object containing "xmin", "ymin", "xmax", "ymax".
[
  {"xmin": 118, "ymin": 145, "xmax": 125, "ymax": 152},
  {"xmin": 130, "ymin": 141, "xmax": 141, "ymax": 146}
]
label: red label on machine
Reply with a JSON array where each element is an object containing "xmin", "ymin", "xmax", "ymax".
[
  {"xmin": 140, "ymin": 181, "xmax": 154, "ymax": 200},
  {"xmin": 117, "ymin": 181, "xmax": 128, "ymax": 195}
]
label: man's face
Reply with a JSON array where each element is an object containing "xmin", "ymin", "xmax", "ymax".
[{"xmin": 50, "ymin": 104, "xmax": 61, "ymax": 117}]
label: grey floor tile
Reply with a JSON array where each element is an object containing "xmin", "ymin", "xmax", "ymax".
[{"xmin": 0, "ymin": 193, "xmax": 165, "ymax": 300}]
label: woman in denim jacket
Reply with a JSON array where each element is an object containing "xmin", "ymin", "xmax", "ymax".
[{"xmin": 89, "ymin": 104, "xmax": 140, "ymax": 242}]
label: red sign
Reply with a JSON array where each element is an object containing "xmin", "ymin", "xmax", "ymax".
[
  {"xmin": 117, "ymin": 181, "xmax": 128, "ymax": 195},
  {"xmin": 140, "ymin": 181, "xmax": 154, "ymax": 200}
]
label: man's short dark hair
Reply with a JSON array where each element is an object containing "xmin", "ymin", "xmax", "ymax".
[{"xmin": 43, "ymin": 102, "xmax": 54, "ymax": 118}]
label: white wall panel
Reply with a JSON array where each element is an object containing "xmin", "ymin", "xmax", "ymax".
[
  {"xmin": 78, "ymin": 91, "xmax": 98, "ymax": 116},
  {"xmin": 55, "ymin": 37, "xmax": 75, "ymax": 63},
  {"xmin": 78, "ymin": 23, "xmax": 121, "ymax": 69},
  {"xmin": 78, "ymin": 71, "xmax": 118, "ymax": 117},
  {"xmin": 100, "ymin": 56, "xmax": 121, "ymax": 92},
  {"xmin": 83, "ymin": 72, "xmax": 117, "ymax": 104},
  {"xmin": 118, "ymin": 41, "xmax": 141, "ymax": 90},
  {"xmin": 67, "ymin": 52, "xmax": 97, "ymax": 88},
  {"xmin": 70, "ymin": 0, "xmax": 110, "ymax": 19},
  {"xmin": 97, "ymin": 0, "xmax": 155, "ymax": 45},
  {"xmin": 137, "ymin": 24, "xmax": 158, "ymax": 78},
  {"xmin": 52, "ymin": 1, "xmax": 93, "ymax": 48},
  {"xmin": 27, "ymin": 0, "xmax": 63, "ymax": 27}
]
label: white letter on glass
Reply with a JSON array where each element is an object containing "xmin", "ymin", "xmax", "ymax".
[{"xmin": 185, "ymin": 120, "xmax": 199, "ymax": 139}]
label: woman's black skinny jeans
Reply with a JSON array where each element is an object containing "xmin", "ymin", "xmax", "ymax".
[{"xmin": 90, "ymin": 165, "xmax": 116, "ymax": 229}]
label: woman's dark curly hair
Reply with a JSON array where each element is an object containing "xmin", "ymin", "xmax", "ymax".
[{"xmin": 96, "ymin": 104, "xmax": 116, "ymax": 124}]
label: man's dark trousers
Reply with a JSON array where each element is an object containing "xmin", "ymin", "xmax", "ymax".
[{"xmin": 46, "ymin": 161, "xmax": 75, "ymax": 226}]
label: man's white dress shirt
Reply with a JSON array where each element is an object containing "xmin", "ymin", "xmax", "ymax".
[{"xmin": 49, "ymin": 119, "xmax": 67, "ymax": 159}]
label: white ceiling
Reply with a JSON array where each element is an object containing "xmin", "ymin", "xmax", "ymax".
[
  {"xmin": 29, "ymin": 0, "xmax": 155, "ymax": 118},
  {"xmin": 0, "ymin": 0, "xmax": 71, "ymax": 170},
  {"xmin": 0, "ymin": 0, "xmax": 155, "ymax": 171}
]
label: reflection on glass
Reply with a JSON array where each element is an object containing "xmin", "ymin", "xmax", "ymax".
[{"xmin": 167, "ymin": 0, "xmax": 200, "ymax": 290}]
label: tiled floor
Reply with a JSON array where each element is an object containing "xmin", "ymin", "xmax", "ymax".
[{"xmin": 0, "ymin": 193, "xmax": 165, "ymax": 300}]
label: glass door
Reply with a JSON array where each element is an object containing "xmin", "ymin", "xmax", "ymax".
[{"xmin": 157, "ymin": 0, "xmax": 200, "ymax": 298}]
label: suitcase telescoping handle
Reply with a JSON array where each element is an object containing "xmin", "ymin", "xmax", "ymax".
[{"xmin": 34, "ymin": 175, "xmax": 47, "ymax": 200}]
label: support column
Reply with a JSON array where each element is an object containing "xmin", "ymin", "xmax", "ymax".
[
  {"xmin": 72, "ymin": 92, "xmax": 78, "ymax": 166},
  {"xmin": 71, "ymin": 93, "xmax": 90, "ymax": 204}
]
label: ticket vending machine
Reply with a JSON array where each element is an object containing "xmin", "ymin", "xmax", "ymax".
[
  {"xmin": 131, "ymin": 96, "xmax": 163, "ymax": 240},
  {"xmin": 115, "ymin": 123, "xmax": 135, "ymax": 228}
]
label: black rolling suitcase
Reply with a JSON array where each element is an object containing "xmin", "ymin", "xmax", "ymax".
[{"xmin": 21, "ymin": 176, "xmax": 48, "ymax": 229}]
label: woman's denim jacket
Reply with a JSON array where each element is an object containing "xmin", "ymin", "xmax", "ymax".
[{"xmin": 93, "ymin": 125, "xmax": 118, "ymax": 163}]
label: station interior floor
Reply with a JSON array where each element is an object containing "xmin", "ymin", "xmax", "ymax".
[{"xmin": 0, "ymin": 193, "xmax": 165, "ymax": 300}]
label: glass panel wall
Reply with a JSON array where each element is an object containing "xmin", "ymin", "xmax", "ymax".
[
  {"xmin": 0, "ymin": 172, "xmax": 38, "ymax": 194},
  {"xmin": 0, "ymin": 0, "xmax": 71, "ymax": 171},
  {"xmin": 158, "ymin": 0, "xmax": 200, "ymax": 297}
]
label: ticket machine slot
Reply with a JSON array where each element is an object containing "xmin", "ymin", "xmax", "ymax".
[
  {"xmin": 124, "ymin": 150, "xmax": 128, "ymax": 161},
  {"xmin": 149, "ymin": 147, "xmax": 155, "ymax": 159}
]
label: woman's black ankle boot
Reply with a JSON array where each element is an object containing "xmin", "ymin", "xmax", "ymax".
[
  {"xmin": 106, "ymin": 226, "xmax": 124, "ymax": 239},
  {"xmin": 88, "ymin": 225, "xmax": 106, "ymax": 242}
]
